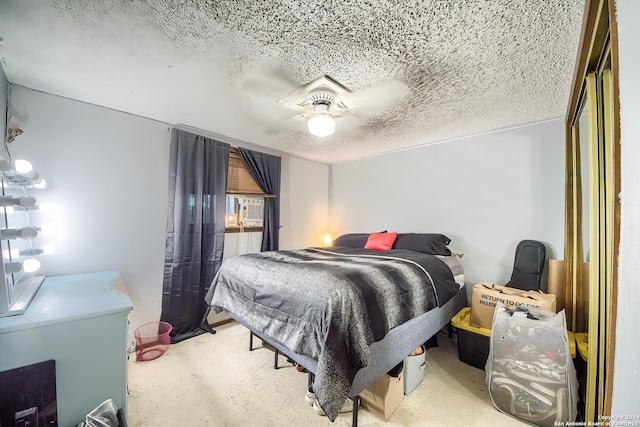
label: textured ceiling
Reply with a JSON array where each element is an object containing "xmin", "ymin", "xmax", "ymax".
[{"xmin": 0, "ymin": 0, "xmax": 585, "ymax": 164}]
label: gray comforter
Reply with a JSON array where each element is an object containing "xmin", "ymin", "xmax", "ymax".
[{"xmin": 205, "ymin": 246, "xmax": 459, "ymax": 421}]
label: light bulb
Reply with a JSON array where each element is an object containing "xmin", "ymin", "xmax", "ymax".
[
  {"xmin": 307, "ymin": 103, "xmax": 336, "ymax": 137},
  {"xmin": 22, "ymin": 258, "xmax": 41, "ymax": 273},
  {"xmin": 33, "ymin": 179, "xmax": 47, "ymax": 189},
  {"xmin": 1, "ymin": 227, "xmax": 38, "ymax": 240},
  {"xmin": 323, "ymin": 232, "xmax": 333, "ymax": 246},
  {"xmin": 14, "ymin": 159, "xmax": 33, "ymax": 174},
  {"xmin": 42, "ymin": 245, "xmax": 55, "ymax": 255},
  {"xmin": 308, "ymin": 114, "xmax": 335, "ymax": 137},
  {"xmin": 0, "ymin": 195, "xmax": 35, "ymax": 207}
]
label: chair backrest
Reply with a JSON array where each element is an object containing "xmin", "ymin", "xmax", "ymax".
[{"xmin": 505, "ymin": 239, "xmax": 546, "ymax": 291}]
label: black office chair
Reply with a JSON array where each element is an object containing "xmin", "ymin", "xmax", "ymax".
[{"xmin": 505, "ymin": 240, "xmax": 546, "ymax": 291}]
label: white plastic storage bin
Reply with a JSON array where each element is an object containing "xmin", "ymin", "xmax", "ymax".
[{"xmin": 403, "ymin": 346, "xmax": 426, "ymax": 395}]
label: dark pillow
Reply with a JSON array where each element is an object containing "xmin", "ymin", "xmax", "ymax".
[
  {"xmin": 392, "ymin": 233, "xmax": 452, "ymax": 256},
  {"xmin": 365, "ymin": 232, "xmax": 397, "ymax": 251},
  {"xmin": 333, "ymin": 231, "xmax": 386, "ymax": 248}
]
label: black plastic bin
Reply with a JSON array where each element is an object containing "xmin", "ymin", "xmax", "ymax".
[{"xmin": 451, "ymin": 307, "xmax": 491, "ymax": 370}]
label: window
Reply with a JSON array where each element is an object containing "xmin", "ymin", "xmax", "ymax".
[
  {"xmin": 225, "ymin": 148, "xmax": 265, "ymax": 232},
  {"xmin": 186, "ymin": 194, "xmax": 213, "ymax": 225}
]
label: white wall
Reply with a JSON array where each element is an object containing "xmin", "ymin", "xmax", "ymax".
[
  {"xmin": 611, "ymin": 0, "xmax": 640, "ymax": 416},
  {"xmin": 279, "ymin": 156, "xmax": 329, "ymax": 249},
  {"xmin": 5, "ymin": 85, "xmax": 329, "ymax": 337},
  {"xmin": 330, "ymin": 118, "xmax": 566, "ymax": 296},
  {"xmin": 7, "ymin": 86, "xmax": 170, "ymax": 336}
]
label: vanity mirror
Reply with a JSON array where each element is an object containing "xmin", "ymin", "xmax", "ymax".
[{"xmin": 0, "ymin": 157, "xmax": 52, "ymax": 317}]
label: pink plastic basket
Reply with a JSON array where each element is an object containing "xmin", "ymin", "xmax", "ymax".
[{"xmin": 134, "ymin": 321, "xmax": 172, "ymax": 362}]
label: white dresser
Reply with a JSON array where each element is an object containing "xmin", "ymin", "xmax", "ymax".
[{"xmin": 0, "ymin": 271, "xmax": 133, "ymax": 427}]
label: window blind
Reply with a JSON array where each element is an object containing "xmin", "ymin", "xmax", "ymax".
[{"xmin": 227, "ymin": 147, "xmax": 265, "ymax": 195}]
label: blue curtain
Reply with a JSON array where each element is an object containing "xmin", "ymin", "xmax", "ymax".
[
  {"xmin": 238, "ymin": 147, "xmax": 281, "ymax": 251},
  {"xmin": 161, "ymin": 129, "xmax": 229, "ymax": 343}
]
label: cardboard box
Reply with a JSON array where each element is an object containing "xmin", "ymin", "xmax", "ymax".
[
  {"xmin": 359, "ymin": 366, "xmax": 404, "ymax": 421},
  {"xmin": 470, "ymin": 282, "xmax": 556, "ymax": 330},
  {"xmin": 547, "ymin": 259, "xmax": 565, "ymax": 312}
]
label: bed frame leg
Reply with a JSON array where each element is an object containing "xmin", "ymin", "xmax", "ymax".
[
  {"xmin": 307, "ymin": 372, "xmax": 314, "ymax": 389},
  {"xmin": 199, "ymin": 307, "xmax": 216, "ymax": 335},
  {"xmin": 249, "ymin": 332, "xmax": 281, "ymax": 369},
  {"xmin": 351, "ymin": 396, "xmax": 359, "ymax": 427}
]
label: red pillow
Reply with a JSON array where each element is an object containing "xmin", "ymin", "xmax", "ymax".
[{"xmin": 365, "ymin": 232, "xmax": 397, "ymax": 251}]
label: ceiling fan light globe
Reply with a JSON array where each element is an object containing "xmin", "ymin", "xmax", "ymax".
[{"xmin": 308, "ymin": 114, "xmax": 335, "ymax": 137}]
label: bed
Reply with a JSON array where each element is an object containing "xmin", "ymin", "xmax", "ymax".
[{"xmin": 204, "ymin": 232, "xmax": 467, "ymax": 424}]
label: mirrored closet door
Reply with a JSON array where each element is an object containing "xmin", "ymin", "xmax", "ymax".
[{"xmin": 564, "ymin": 0, "xmax": 619, "ymax": 422}]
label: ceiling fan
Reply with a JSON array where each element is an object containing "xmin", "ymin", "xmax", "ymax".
[
  {"xmin": 239, "ymin": 67, "xmax": 410, "ymax": 138},
  {"xmin": 277, "ymin": 75, "xmax": 355, "ymax": 137}
]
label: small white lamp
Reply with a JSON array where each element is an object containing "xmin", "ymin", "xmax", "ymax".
[{"xmin": 323, "ymin": 232, "xmax": 333, "ymax": 246}]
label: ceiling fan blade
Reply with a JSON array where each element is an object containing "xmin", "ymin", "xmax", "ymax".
[
  {"xmin": 348, "ymin": 79, "xmax": 410, "ymax": 109},
  {"xmin": 261, "ymin": 111, "xmax": 310, "ymax": 137},
  {"xmin": 240, "ymin": 96, "xmax": 311, "ymax": 138},
  {"xmin": 237, "ymin": 62, "xmax": 301, "ymax": 101}
]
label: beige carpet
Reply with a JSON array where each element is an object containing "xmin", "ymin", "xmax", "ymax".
[{"xmin": 127, "ymin": 322, "xmax": 525, "ymax": 426}]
